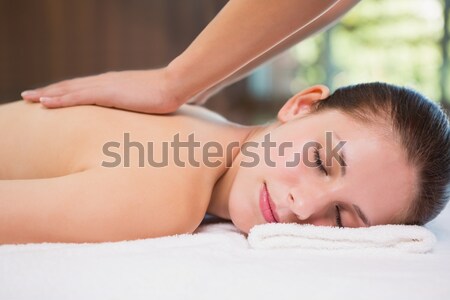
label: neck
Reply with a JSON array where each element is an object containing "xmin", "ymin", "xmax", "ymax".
[{"xmin": 207, "ymin": 120, "xmax": 280, "ymax": 219}]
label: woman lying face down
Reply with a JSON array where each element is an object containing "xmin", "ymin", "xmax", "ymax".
[{"xmin": 0, "ymin": 82, "xmax": 448, "ymax": 243}]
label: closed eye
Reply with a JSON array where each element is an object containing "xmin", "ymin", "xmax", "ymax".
[
  {"xmin": 314, "ymin": 147, "xmax": 328, "ymax": 176},
  {"xmin": 335, "ymin": 205, "xmax": 344, "ymax": 228}
]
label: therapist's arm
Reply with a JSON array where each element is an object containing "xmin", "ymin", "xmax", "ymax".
[
  {"xmin": 23, "ymin": 0, "xmax": 359, "ymax": 113},
  {"xmin": 186, "ymin": 0, "xmax": 361, "ymax": 105}
]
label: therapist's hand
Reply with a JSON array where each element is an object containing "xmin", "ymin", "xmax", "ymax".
[{"xmin": 21, "ymin": 69, "xmax": 183, "ymax": 114}]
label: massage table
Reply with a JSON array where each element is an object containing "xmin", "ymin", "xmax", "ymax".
[{"xmin": 1, "ymin": 204, "xmax": 449, "ymax": 300}]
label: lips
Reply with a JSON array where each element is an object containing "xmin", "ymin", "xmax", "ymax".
[{"xmin": 260, "ymin": 182, "xmax": 279, "ymax": 223}]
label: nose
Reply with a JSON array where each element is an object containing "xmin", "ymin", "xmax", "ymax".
[{"xmin": 289, "ymin": 187, "xmax": 329, "ymax": 221}]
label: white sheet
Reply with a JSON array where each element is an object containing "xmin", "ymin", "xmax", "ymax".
[{"xmin": 1, "ymin": 205, "xmax": 449, "ymax": 300}]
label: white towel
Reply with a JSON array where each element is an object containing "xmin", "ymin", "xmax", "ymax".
[{"xmin": 247, "ymin": 223, "xmax": 437, "ymax": 253}]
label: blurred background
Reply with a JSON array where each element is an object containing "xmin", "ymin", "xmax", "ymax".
[{"xmin": 0, "ymin": 0, "xmax": 449, "ymax": 124}]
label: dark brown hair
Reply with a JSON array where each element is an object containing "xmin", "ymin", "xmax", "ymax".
[{"xmin": 314, "ymin": 82, "xmax": 450, "ymax": 225}]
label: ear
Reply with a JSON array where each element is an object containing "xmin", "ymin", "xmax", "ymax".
[{"xmin": 277, "ymin": 85, "xmax": 330, "ymax": 123}]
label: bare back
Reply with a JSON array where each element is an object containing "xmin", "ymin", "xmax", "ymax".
[{"xmin": 0, "ymin": 101, "xmax": 247, "ymax": 243}]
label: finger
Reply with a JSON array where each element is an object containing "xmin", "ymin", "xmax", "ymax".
[
  {"xmin": 39, "ymin": 88, "xmax": 110, "ymax": 109},
  {"xmin": 21, "ymin": 75, "xmax": 100, "ymax": 101},
  {"xmin": 22, "ymin": 81, "xmax": 101, "ymax": 102},
  {"xmin": 21, "ymin": 82, "xmax": 72, "ymax": 101},
  {"xmin": 41, "ymin": 74, "xmax": 104, "ymax": 92},
  {"xmin": 21, "ymin": 90, "xmax": 42, "ymax": 102},
  {"xmin": 23, "ymin": 84, "xmax": 81, "ymax": 102}
]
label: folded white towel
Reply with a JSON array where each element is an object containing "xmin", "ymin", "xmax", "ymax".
[{"xmin": 247, "ymin": 223, "xmax": 437, "ymax": 254}]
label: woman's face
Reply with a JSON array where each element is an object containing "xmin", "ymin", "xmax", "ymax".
[{"xmin": 227, "ymin": 87, "xmax": 417, "ymax": 234}]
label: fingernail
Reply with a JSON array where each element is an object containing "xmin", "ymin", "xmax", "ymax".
[
  {"xmin": 21, "ymin": 90, "xmax": 38, "ymax": 97},
  {"xmin": 40, "ymin": 97, "xmax": 52, "ymax": 103}
]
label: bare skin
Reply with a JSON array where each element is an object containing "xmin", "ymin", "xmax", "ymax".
[
  {"xmin": 0, "ymin": 100, "xmax": 253, "ymax": 244},
  {"xmin": 0, "ymin": 85, "xmax": 416, "ymax": 244}
]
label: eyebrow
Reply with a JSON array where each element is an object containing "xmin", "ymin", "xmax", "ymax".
[
  {"xmin": 353, "ymin": 204, "xmax": 371, "ymax": 227},
  {"xmin": 331, "ymin": 132, "xmax": 346, "ymax": 177}
]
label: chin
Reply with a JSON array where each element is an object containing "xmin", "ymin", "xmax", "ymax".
[
  {"xmin": 231, "ymin": 219, "xmax": 252, "ymax": 234},
  {"xmin": 227, "ymin": 177, "xmax": 260, "ymax": 235},
  {"xmin": 228, "ymin": 205, "xmax": 254, "ymax": 234}
]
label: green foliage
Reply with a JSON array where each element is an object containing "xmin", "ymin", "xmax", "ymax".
[{"xmin": 290, "ymin": 0, "xmax": 448, "ymax": 103}]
